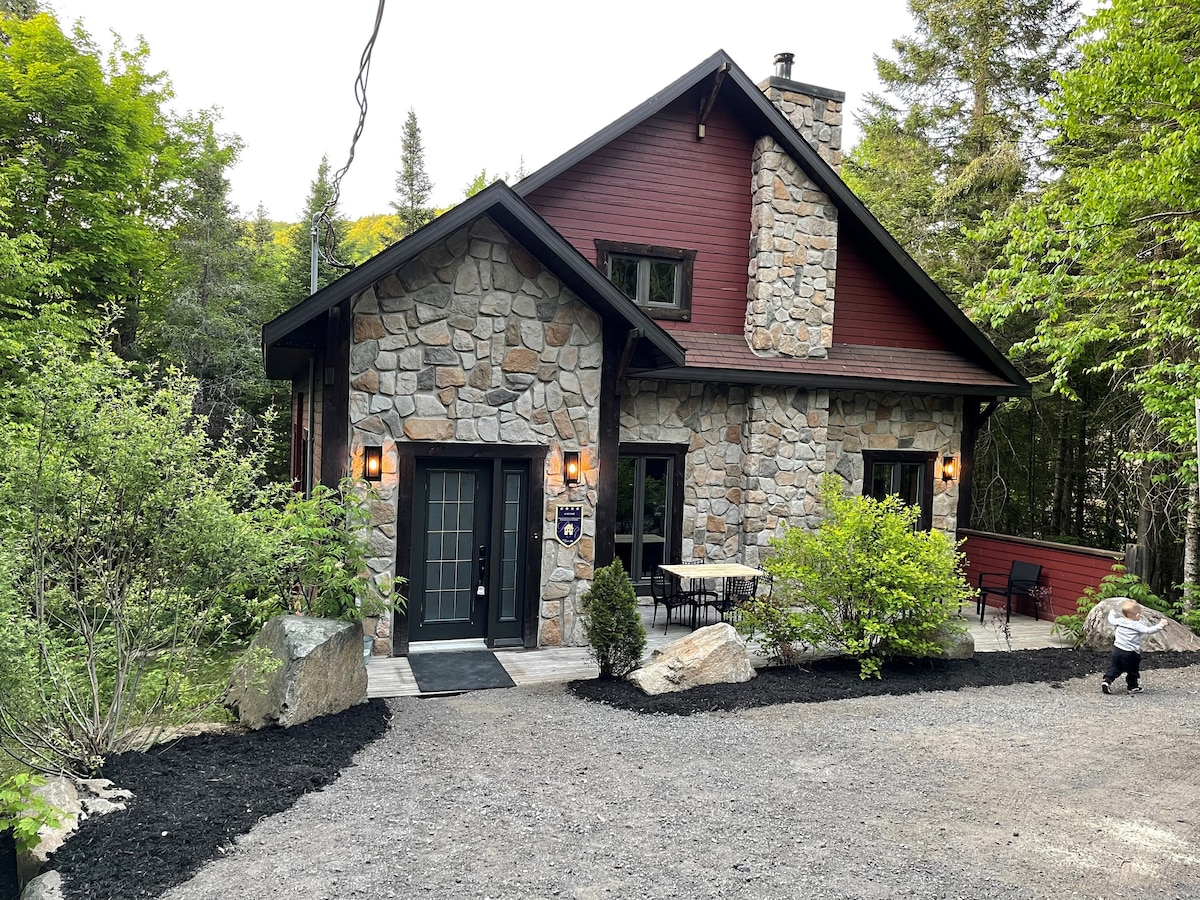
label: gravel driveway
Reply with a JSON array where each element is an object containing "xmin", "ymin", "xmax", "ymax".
[{"xmin": 160, "ymin": 665, "xmax": 1200, "ymax": 900}]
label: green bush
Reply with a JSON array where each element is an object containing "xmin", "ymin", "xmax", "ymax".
[
  {"xmin": 743, "ymin": 474, "xmax": 970, "ymax": 679},
  {"xmin": 581, "ymin": 560, "xmax": 646, "ymax": 679},
  {"xmin": 0, "ymin": 340, "xmax": 400, "ymax": 774}
]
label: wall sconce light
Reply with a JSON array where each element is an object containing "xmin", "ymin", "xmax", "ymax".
[
  {"xmin": 564, "ymin": 451, "xmax": 581, "ymax": 487},
  {"xmin": 941, "ymin": 455, "xmax": 958, "ymax": 482},
  {"xmin": 364, "ymin": 445, "xmax": 383, "ymax": 482}
]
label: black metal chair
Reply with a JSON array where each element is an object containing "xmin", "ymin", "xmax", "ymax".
[
  {"xmin": 708, "ymin": 575, "xmax": 759, "ymax": 625},
  {"xmin": 650, "ymin": 567, "xmax": 694, "ymax": 632},
  {"xmin": 679, "ymin": 559, "xmax": 719, "ymax": 627},
  {"xmin": 977, "ymin": 561, "xmax": 1043, "ymax": 623}
]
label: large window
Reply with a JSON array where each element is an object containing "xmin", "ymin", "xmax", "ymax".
[
  {"xmin": 614, "ymin": 449, "xmax": 683, "ymax": 590},
  {"xmin": 596, "ymin": 240, "xmax": 695, "ymax": 321},
  {"xmin": 862, "ymin": 450, "xmax": 936, "ymax": 531}
]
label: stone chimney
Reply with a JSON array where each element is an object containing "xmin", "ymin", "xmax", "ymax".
[
  {"xmin": 744, "ymin": 53, "xmax": 841, "ymax": 360},
  {"xmin": 758, "ymin": 52, "xmax": 844, "ymax": 171}
]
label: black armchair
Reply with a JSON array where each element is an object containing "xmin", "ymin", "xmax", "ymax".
[
  {"xmin": 977, "ymin": 561, "xmax": 1043, "ymax": 623},
  {"xmin": 650, "ymin": 568, "xmax": 694, "ymax": 632}
]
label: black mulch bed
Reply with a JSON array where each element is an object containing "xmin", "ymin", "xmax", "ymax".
[
  {"xmin": 568, "ymin": 648, "xmax": 1200, "ymax": 716},
  {"xmin": 38, "ymin": 650, "xmax": 1200, "ymax": 900},
  {"xmin": 47, "ymin": 699, "xmax": 392, "ymax": 900}
]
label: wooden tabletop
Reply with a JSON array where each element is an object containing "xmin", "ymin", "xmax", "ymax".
[{"xmin": 659, "ymin": 563, "xmax": 761, "ymax": 579}]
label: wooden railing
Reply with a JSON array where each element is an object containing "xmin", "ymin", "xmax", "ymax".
[{"xmin": 958, "ymin": 529, "xmax": 1123, "ymax": 620}]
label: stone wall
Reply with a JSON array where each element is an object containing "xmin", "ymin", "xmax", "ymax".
[
  {"xmin": 348, "ymin": 216, "xmax": 602, "ymax": 653},
  {"xmin": 744, "ymin": 137, "xmax": 838, "ymax": 359},
  {"xmin": 740, "ymin": 387, "xmax": 828, "ymax": 567},
  {"xmin": 619, "ymin": 380, "xmax": 747, "ymax": 562},
  {"xmin": 620, "ymin": 381, "xmax": 830, "ymax": 567},
  {"xmin": 825, "ymin": 391, "xmax": 963, "ymax": 534}
]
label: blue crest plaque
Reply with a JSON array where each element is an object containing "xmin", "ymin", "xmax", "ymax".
[{"xmin": 555, "ymin": 505, "xmax": 583, "ymax": 547}]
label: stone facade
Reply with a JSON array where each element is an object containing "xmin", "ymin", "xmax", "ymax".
[
  {"xmin": 620, "ymin": 381, "xmax": 830, "ymax": 569},
  {"xmin": 826, "ymin": 392, "xmax": 963, "ymax": 534},
  {"xmin": 349, "ymin": 216, "xmax": 603, "ymax": 654},
  {"xmin": 745, "ymin": 137, "xmax": 838, "ymax": 359}
]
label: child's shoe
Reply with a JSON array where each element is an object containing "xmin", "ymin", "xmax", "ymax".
[
  {"xmin": 1127, "ymin": 686, "xmax": 1143, "ymax": 694},
  {"xmin": 1101, "ymin": 681, "xmax": 1111, "ymax": 694}
]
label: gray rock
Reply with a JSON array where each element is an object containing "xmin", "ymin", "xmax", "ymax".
[
  {"xmin": 937, "ymin": 622, "xmax": 975, "ymax": 659},
  {"xmin": 223, "ymin": 616, "xmax": 367, "ymax": 729},
  {"xmin": 1079, "ymin": 597, "xmax": 1200, "ymax": 653},
  {"xmin": 628, "ymin": 623, "xmax": 756, "ymax": 695},
  {"xmin": 20, "ymin": 869, "xmax": 62, "ymax": 900}
]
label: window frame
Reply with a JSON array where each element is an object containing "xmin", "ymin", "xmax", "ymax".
[
  {"xmin": 595, "ymin": 240, "xmax": 695, "ymax": 321},
  {"xmin": 861, "ymin": 450, "xmax": 936, "ymax": 532},
  {"xmin": 614, "ymin": 444, "xmax": 687, "ymax": 593}
]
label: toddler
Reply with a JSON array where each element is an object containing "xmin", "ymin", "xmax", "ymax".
[{"xmin": 1101, "ymin": 599, "xmax": 1166, "ymax": 694}]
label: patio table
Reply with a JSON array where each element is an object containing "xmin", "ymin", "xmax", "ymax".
[{"xmin": 659, "ymin": 563, "xmax": 761, "ymax": 628}]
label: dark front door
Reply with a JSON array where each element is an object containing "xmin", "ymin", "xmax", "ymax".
[{"xmin": 408, "ymin": 459, "xmax": 528, "ymax": 645}]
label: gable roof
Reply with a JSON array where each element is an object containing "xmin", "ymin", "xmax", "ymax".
[
  {"xmin": 516, "ymin": 49, "xmax": 1029, "ymax": 397},
  {"xmin": 262, "ymin": 182, "xmax": 685, "ymax": 379}
]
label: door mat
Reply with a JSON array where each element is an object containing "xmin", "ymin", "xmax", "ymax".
[{"xmin": 407, "ymin": 650, "xmax": 516, "ymax": 694}]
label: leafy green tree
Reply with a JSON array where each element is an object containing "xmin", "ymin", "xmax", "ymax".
[
  {"xmin": 748, "ymin": 475, "xmax": 970, "ymax": 679},
  {"xmin": 342, "ymin": 213, "xmax": 401, "ymax": 263},
  {"xmin": 390, "ymin": 108, "xmax": 434, "ymax": 239},
  {"xmin": 972, "ymin": 0, "xmax": 1200, "ymax": 597},
  {"xmin": 0, "ymin": 13, "xmax": 201, "ymax": 347}
]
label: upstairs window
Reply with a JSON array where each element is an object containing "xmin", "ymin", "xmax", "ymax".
[{"xmin": 596, "ymin": 240, "xmax": 695, "ymax": 321}]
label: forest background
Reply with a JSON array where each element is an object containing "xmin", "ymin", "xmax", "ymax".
[{"xmin": 2, "ymin": 0, "xmax": 1200, "ymax": 771}]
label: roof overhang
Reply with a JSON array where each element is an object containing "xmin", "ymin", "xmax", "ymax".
[{"xmin": 262, "ymin": 182, "xmax": 685, "ymax": 380}]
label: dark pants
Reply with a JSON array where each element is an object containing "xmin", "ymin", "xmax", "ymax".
[{"xmin": 1104, "ymin": 648, "xmax": 1142, "ymax": 689}]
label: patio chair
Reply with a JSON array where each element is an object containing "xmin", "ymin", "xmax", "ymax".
[
  {"xmin": 679, "ymin": 559, "xmax": 719, "ymax": 627},
  {"xmin": 707, "ymin": 575, "xmax": 759, "ymax": 625},
  {"xmin": 650, "ymin": 567, "xmax": 695, "ymax": 633},
  {"xmin": 976, "ymin": 561, "xmax": 1043, "ymax": 623}
]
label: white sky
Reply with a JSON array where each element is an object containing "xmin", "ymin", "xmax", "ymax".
[{"xmin": 49, "ymin": 0, "xmax": 918, "ymax": 222}]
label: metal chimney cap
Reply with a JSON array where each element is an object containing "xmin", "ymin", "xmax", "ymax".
[{"xmin": 774, "ymin": 52, "xmax": 794, "ymax": 79}]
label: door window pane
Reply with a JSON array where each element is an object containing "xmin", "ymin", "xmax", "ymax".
[{"xmin": 616, "ymin": 454, "xmax": 674, "ymax": 588}]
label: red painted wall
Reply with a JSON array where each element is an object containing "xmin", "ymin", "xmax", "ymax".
[
  {"xmin": 960, "ymin": 529, "xmax": 1123, "ymax": 620},
  {"xmin": 834, "ymin": 238, "xmax": 953, "ymax": 351},
  {"xmin": 525, "ymin": 93, "xmax": 755, "ymax": 334}
]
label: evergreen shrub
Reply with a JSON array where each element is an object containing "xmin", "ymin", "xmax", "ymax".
[{"xmin": 581, "ymin": 560, "xmax": 646, "ymax": 679}]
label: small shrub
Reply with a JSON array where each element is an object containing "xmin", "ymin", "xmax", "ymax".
[
  {"xmin": 581, "ymin": 560, "xmax": 646, "ymax": 679},
  {"xmin": 745, "ymin": 474, "xmax": 970, "ymax": 679}
]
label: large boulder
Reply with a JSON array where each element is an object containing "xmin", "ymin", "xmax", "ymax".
[
  {"xmin": 628, "ymin": 623, "xmax": 756, "ymax": 695},
  {"xmin": 224, "ymin": 615, "xmax": 367, "ymax": 729},
  {"xmin": 1080, "ymin": 598, "xmax": 1200, "ymax": 653}
]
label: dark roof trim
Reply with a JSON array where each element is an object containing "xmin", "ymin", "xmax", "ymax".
[
  {"xmin": 262, "ymin": 182, "xmax": 685, "ymax": 376},
  {"xmin": 632, "ymin": 364, "xmax": 1031, "ymax": 399},
  {"xmin": 515, "ymin": 49, "xmax": 1028, "ymax": 393}
]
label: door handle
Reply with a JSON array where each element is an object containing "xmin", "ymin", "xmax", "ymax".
[{"xmin": 476, "ymin": 544, "xmax": 486, "ymax": 598}]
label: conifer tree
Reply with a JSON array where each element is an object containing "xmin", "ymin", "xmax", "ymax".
[{"xmin": 390, "ymin": 108, "xmax": 434, "ymax": 239}]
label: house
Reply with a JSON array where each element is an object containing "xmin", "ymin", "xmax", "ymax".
[{"xmin": 261, "ymin": 50, "xmax": 1029, "ymax": 657}]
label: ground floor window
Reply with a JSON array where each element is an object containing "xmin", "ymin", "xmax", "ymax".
[
  {"xmin": 862, "ymin": 450, "xmax": 936, "ymax": 531},
  {"xmin": 614, "ymin": 446, "xmax": 685, "ymax": 591}
]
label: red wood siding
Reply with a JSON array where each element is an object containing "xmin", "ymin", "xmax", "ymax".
[
  {"xmin": 834, "ymin": 237, "xmax": 953, "ymax": 351},
  {"xmin": 526, "ymin": 93, "xmax": 754, "ymax": 334},
  {"xmin": 960, "ymin": 529, "xmax": 1123, "ymax": 620}
]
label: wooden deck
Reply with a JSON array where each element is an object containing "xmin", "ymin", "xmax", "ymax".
[{"xmin": 367, "ymin": 602, "xmax": 1073, "ymax": 699}]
